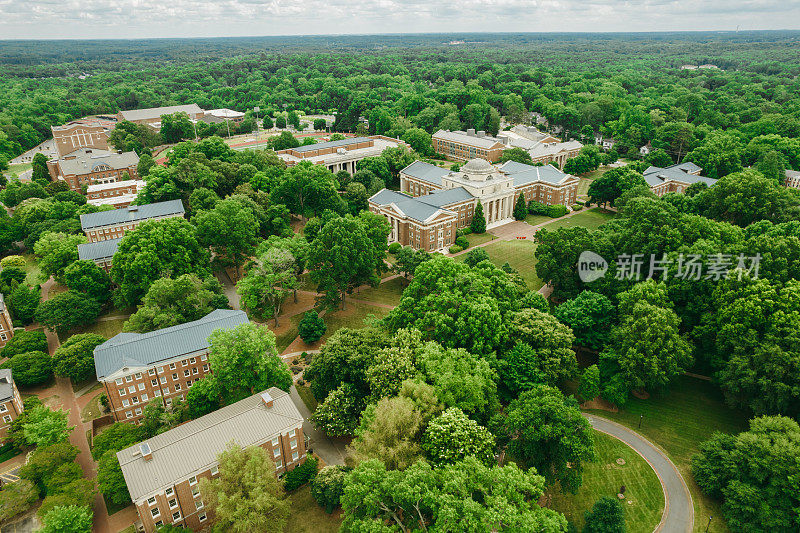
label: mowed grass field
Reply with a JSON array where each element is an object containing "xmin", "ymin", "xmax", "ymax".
[
  {"xmin": 542, "ymin": 209, "xmax": 616, "ymax": 232},
  {"xmin": 548, "ymin": 430, "xmax": 664, "ymax": 532},
  {"xmin": 284, "ymin": 485, "xmax": 342, "ymax": 532},
  {"xmin": 354, "ymin": 277, "xmax": 409, "ymax": 307},
  {"xmin": 585, "ymin": 375, "xmax": 749, "ymax": 533},
  {"xmin": 457, "ymin": 240, "xmax": 543, "ymax": 290}
]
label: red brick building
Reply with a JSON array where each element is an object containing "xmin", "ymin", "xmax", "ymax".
[
  {"xmin": 0, "ymin": 294, "xmax": 14, "ymax": 349},
  {"xmin": 93, "ymin": 310, "xmax": 249, "ymax": 424},
  {"xmin": 0, "ymin": 369, "xmax": 24, "ymax": 442},
  {"xmin": 432, "ymin": 129, "xmax": 506, "ymax": 162},
  {"xmin": 117, "ymin": 104, "xmax": 204, "ymax": 127},
  {"xmin": 86, "ymin": 180, "xmax": 141, "ymax": 209},
  {"xmin": 117, "ymin": 388, "xmax": 306, "ymax": 533},
  {"xmin": 369, "ymin": 159, "xmax": 578, "ymax": 252},
  {"xmin": 47, "ymin": 148, "xmax": 140, "ymax": 193},
  {"xmin": 51, "ymin": 118, "xmax": 114, "ymax": 157}
]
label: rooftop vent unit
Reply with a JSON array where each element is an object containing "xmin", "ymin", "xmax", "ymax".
[{"xmin": 128, "ymin": 206, "xmax": 139, "ymax": 212}]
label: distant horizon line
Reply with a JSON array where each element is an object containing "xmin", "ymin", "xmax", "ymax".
[{"xmin": 2, "ymin": 29, "xmax": 800, "ymax": 43}]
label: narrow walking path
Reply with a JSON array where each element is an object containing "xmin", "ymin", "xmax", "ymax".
[{"xmin": 584, "ymin": 414, "xmax": 694, "ymax": 533}]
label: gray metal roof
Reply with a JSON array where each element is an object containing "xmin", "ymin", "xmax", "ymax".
[
  {"xmin": 674, "ymin": 161, "xmax": 703, "ymax": 173},
  {"xmin": 500, "ymin": 161, "xmax": 574, "ymax": 186},
  {"xmin": 786, "ymin": 170, "xmax": 800, "ymax": 178},
  {"xmin": 77, "ymin": 238, "xmax": 122, "ymax": 262},
  {"xmin": 643, "ymin": 164, "xmax": 717, "ymax": 188},
  {"xmin": 93, "ymin": 309, "xmax": 248, "ymax": 379},
  {"xmin": 117, "ymin": 387, "xmax": 303, "ymax": 501},
  {"xmin": 79, "ymin": 199, "xmax": 185, "ymax": 230},
  {"xmin": 400, "ymin": 160, "xmax": 450, "ymax": 186},
  {"xmin": 57, "ymin": 148, "xmax": 139, "ymax": 177},
  {"xmin": 292, "ymin": 136, "xmax": 371, "ymax": 153},
  {"xmin": 0, "ymin": 369, "xmax": 14, "ymax": 402},
  {"xmin": 393, "ymin": 198, "xmax": 444, "ymax": 223},
  {"xmin": 119, "ymin": 104, "xmax": 203, "ymax": 122},
  {"xmin": 416, "ymin": 187, "xmax": 474, "ymax": 207},
  {"xmin": 369, "ymin": 189, "xmax": 409, "ymax": 205},
  {"xmin": 527, "ymin": 140, "xmax": 583, "ymax": 158}
]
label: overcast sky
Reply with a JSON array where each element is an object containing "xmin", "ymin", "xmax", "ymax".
[{"xmin": 1, "ymin": 0, "xmax": 799, "ymax": 40}]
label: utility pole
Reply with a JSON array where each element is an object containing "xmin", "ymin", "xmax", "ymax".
[
  {"xmin": 638, "ymin": 414, "xmax": 643, "ymax": 429},
  {"xmin": 705, "ymin": 516, "xmax": 712, "ymax": 532}
]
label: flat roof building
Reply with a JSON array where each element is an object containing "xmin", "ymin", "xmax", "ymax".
[
  {"xmin": 51, "ymin": 118, "xmax": 114, "ymax": 157},
  {"xmin": 86, "ymin": 180, "xmax": 141, "ymax": 209},
  {"xmin": 432, "ymin": 129, "xmax": 506, "ymax": 162},
  {"xmin": 117, "ymin": 104, "xmax": 205, "ymax": 126},
  {"xmin": 276, "ymin": 135, "xmax": 408, "ymax": 174},
  {"xmin": 117, "ymin": 387, "xmax": 306, "ymax": 532}
]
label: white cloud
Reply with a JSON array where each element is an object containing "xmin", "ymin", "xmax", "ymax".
[{"xmin": 0, "ymin": 0, "xmax": 798, "ymax": 38}]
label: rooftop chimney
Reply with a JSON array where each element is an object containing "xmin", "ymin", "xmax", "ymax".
[
  {"xmin": 477, "ymin": 130, "xmax": 486, "ymax": 138},
  {"xmin": 466, "ymin": 128, "xmax": 476, "ymax": 136},
  {"xmin": 261, "ymin": 391, "xmax": 274, "ymax": 408},
  {"xmin": 140, "ymin": 443, "xmax": 152, "ymax": 461}
]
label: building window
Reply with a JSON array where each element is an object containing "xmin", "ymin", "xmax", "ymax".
[
  {"xmin": 169, "ymin": 363, "xmax": 176, "ymax": 370},
  {"xmin": 128, "ymin": 385, "xmax": 135, "ymax": 393},
  {"xmin": 134, "ymin": 373, "xmax": 142, "ymax": 379},
  {"xmin": 154, "ymin": 390, "xmax": 162, "ymax": 397},
  {"xmin": 0, "ymin": 405, "xmax": 7, "ymax": 413},
  {"xmin": 202, "ymin": 364, "xmax": 209, "ymax": 372},
  {"xmin": 172, "ymin": 373, "xmax": 178, "ymax": 381},
  {"xmin": 292, "ymin": 451, "xmax": 299, "ymax": 461},
  {"xmin": 122, "ymin": 400, "xmax": 129, "ymax": 407},
  {"xmin": 271, "ymin": 437, "xmax": 279, "ymax": 447},
  {"xmin": 200, "ymin": 354, "xmax": 207, "ymax": 361},
  {"xmin": 141, "ymin": 394, "xmax": 148, "ymax": 402},
  {"xmin": 148, "ymin": 369, "xmax": 156, "ymax": 376},
  {"xmin": 172, "ymin": 511, "xmax": 181, "ymax": 521},
  {"xmin": 2, "ymin": 415, "xmax": 11, "ymax": 424},
  {"xmin": 174, "ymin": 384, "xmax": 181, "ymax": 391},
  {"xmin": 138, "ymin": 383, "xmax": 145, "ymax": 391},
  {"xmin": 189, "ymin": 357, "xmax": 196, "ymax": 364},
  {"xmin": 118, "ymin": 389, "xmax": 126, "ymax": 396},
  {"xmin": 160, "ymin": 376, "xmax": 167, "ymax": 384},
  {"xmin": 189, "ymin": 476, "xmax": 197, "ymax": 486},
  {"xmin": 273, "ymin": 448, "xmax": 281, "ymax": 457},
  {"xmin": 125, "ymin": 411, "xmax": 132, "ymax": 419},
  {"xmin": 151, "ymin": 508, "xmax": 160, "ymax": 518},
  {"xmin": 155, "ymin": 521, "xmax": 163, "ymax": 527},
  {"xmin": 199, "ymin": 514, "xmax": 207, "ymax": 522},
  {"xmin": 192, "ymin": 367, "xmax": 198, "ymax": 375},
  {"xmin": 134, "ymin": 408, "xmax": 142, "ymax": 416},
  {"xmin": 168, "ymin": 498, "xmax": 178, "ymax": 509},
  {"xmin": 275, "ymin": 459, "xmax": 283, "ymax": 468},
  {"xmin": 125, "ymin": 376, "xmax": 132, "ymax": 383},
  {"xmin": 183, "ymin": 370, "xmax": 190, "ymax": 378},
  {"xmin": 182, "ymin": 360, "xmax": 188, "ymax": 367},
  {"xmin": 210, "ymin": 466, "xmax": 218, "ymax": 476},
  {"xmin": 290, "ymin": 439, "xmax": 297, "ymax": 449},
  {"xmin": 165, "ymin": 487, "xmax": 174, "ymax": 497},
  {"xmin": 157, "ymin": 366, "xmax": 164, "ymax": 374},
  {"xmin": 151, "ymin": 379, "xmax": 158, "ymax": 387},
  {"xmin": 131, "ymin": 397, "xmax": 139, "ymax": 404},
  {"xmin": 195, "ymin": 500, "xmax": 204, "ymax": 510},
  {"xmin": 115, "ymin": 378, "xmax": 123, "ymax": 385}
]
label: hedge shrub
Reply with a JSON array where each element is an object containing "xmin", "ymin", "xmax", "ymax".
[
  {"xmin": 283, "ymin": 455, "xmax": 318, "ymax": 491},
  {"xmin": 388, "ymin": 242, "xmax": 402, "ymax": 254},
  {"xmin": 454, "ymin": 236, "xmax": 469, "ymax": 249},
  {"xmin": 448, "ymin": 245, "xmax": 462, "ymax": 254}
]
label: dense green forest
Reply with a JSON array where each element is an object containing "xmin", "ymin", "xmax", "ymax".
[{"xmin": 2, "ymin": 32, "xmax": 800, "ymax": 176}]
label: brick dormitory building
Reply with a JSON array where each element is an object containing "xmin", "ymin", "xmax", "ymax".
[
  {"xmin": 46, "ymin": 147, "xmax": 140, "ymax": 193},
  {"xmin": 276, "ymin": 135, "xmax": 408, "ymax": 174},
  {"xmin": 0, "ymin": 369, "xmax": 24, "ymax": 442},
  {"xmin": 117, "ymin": 388, "xmax": 306, "ymax": 532},
  {"xmin": 0, "ymin": 293, "xmax": 15, "ymax": 349},
  {"xmin": 368, "ymin": 158, "xmax": 578, "ymax": 252},
  {"xmin": 93, "ymin": 309, "xmax": 249, "ymax": 423},
  {"xmin": 77, "ymin": 199, "xmax": 186, "ymax": 272}
]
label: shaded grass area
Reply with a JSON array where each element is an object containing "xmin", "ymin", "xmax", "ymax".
[
  {"xmin": 457, "ymin": 240, "xmax": 543, "ymax": 290},
  {"xmin": 0, "ymin": 442, "xmax": 22, "ymax": 463},
  {"xmin": 284, "ymin": 485, "xmax": 342, "ymax": 532},
  {"xmin": 104, "ymin": 494, "xmax": 131, "ymax": 516},
  {"xmin": 542, "ymin": 209, "xmax": 616, "ymax": 232},
  {"xmin": 58, "ymin": 316, "xmax": 128, "ymax": 344},
  {"xmin": 80, "ymin": 391, "xmax": 105, "ymax": 423},
  {"xmin": 577, "ymin": 176, "xmax": 594, "ymax": 197},
  {"xmin": 547, "ymin": 431, "xmax": 664, "ymax": 533},
  {"xmin": 584, "ymin": 375, "xmax": 749, "ymax": 533},
  {"xmin": 21, "ymin": 253, "xmax": 42, "ymax": 285},
  {"xmin": 274, "ymin": 313, "xmax": 305, "ymax": 354},
  {"xmin": 296, "ymin": 384, "xmax": 318, "ymax": 413},
  {"xmin": 319, "ymin": 301, "xmax": 391, "ymax": 344},
  {"xmin": 353, "ymin": 277, "xmax": 408, "ymax": 307}
]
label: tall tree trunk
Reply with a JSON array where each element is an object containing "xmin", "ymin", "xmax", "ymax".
[{"xmin": 341, "ymin": 289, "xmax": 347, "ymax": 311}]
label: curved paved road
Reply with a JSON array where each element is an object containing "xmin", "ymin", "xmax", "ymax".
[{"xmin": 584, "ymin": 414, "xmax": 693, "ymax": 533}]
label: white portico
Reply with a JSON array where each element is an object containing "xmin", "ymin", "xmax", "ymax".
[{"xmin": 441, "ymin": 158, "xmax": 516, "ymax": 229}]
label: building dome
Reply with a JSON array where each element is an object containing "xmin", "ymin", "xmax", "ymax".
[{"xmin": 462, "ymin": 158, "xmax": 493, "ymax": 173}]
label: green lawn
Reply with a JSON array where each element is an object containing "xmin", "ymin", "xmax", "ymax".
[
  {"xmin": 80, "ymin": 391, "xmax": 105, "ymax": 423},
  {"xmin": 584, "ymin": 375, "xmax": 749, "ymax": 533},
  {"xmin": 284, "ymin": 485, "xmax": 342, "ymax": 532},
  {"xmin": 541, "ymin": 209, "xmax": 616, "ymax": 232},
  {"xmin": 353, "ymin": 277, "xmax": 408, "ymax": 307},
  {"xmin": 524, "ymin": 214, "xmax": 552, "ymax": 226},
  {"xmin": 464, "ymin": 232, "xmax": 498, "ymax": 247},
  {"xmin": 458, "ymin": 240, "xmax": 543, "ymax": 290},
  {"xmin": 59, "ymin": 316, "xmax": 128, "ymax": 343},
  {"xmin": 577, "ymin": 177, "xmax": 593, "ymax": 197},
  {"xmin": 319, "ymin": 301, "xmax": 392, "ymax": 344},
  {"xmin": 548, "ymin": 431, "xmax": 664, "ymax": 532},
  {"xmin": 21, "ymin": 253, "xmax": 43, "ymax": 285},
  {"xmin": 7, "ymin": 162, "xmax": 32, "ymax": 176}
]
